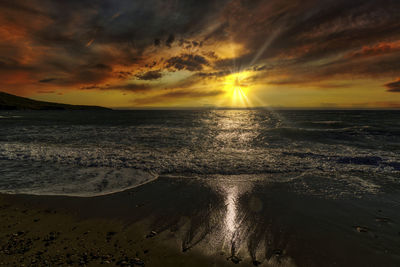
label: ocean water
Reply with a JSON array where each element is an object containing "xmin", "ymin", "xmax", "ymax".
[{"xmin": 0, "ymin": 109, "xmax": 399, "ymax": 197}]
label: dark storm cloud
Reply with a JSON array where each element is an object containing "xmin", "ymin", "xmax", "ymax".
[
  {"xmin": 0, "ymin": 0, "xmax": 231, "ymax": 92},
  {"xmin": 0, "ymin": 0, "xmax": 49, "ymax": 17},
  {"xmin": 385, "ymin": 79, "xmax": 400, "ymax": 93},
  {"xmin": 1, "ymin": 0, "xmax": 400, "ymax": 97},
  {"xmin": 166, "ymin": 54, "xmax": 209, "ymax": 71},
  {"xmin": 210, "ymin": 0, "xmax": 400, "ymax": 80},
  {"xmin": 136, "ymin": 70, "xmax": 163, "ymax": 80}
]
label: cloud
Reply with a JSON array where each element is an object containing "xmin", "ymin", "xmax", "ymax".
[
  {"xmin": 166, "ymin": 54, "xmax": 209, "ymax": 71},
  {"xmin": 38, "ymin": 78, "xmax": 57, "ymax": 83},
  {"xmin": 1, "ymin": 0, "xmax": 400, "ymax": 107},
  {"xmin": 163, "ymin": 89, "xmax": 223, "ymax": 98},
  {"xmin": 384, "ymin": 79, "xmax": 400, "ymax": 92},
  {"xmin": 37, "ymin": 90, "xmax": 55, "ymax": 94},
  {"xmin": 347, "ymin": 41, "xmax": 400, "ymax": 59},
  {"xmin": 135, "ymin": 70, "xmax": 163, "ymax": 80},
  {"xmin": 196, "ymin": 71, "xmax": 230, "ymax": 78},
  {"xmin": 116, "ymin": 71, "xmax": 132, "ymax": 79},
  {"xmin": 132, "ymin": 89, "xmax": 224, "ymax": 105},
  {"xmin": 166, "ymin": 34, "xmax": 175, "ymax": 48},
  {"xmin": 81, "ymin": 83, "xmax": 150, "ymax": 92},
  {"xmin": 111, "ymin": 84, "xmax": 151, "ymax": 92}
]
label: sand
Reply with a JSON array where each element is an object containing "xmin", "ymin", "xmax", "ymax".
[
  {"xmin": 1, "ymin": 177, "xmax": 400, "ymax": 266},
  {"xmin": 0, "ymin": 195, "xmax": 232, "ymax": 267}
]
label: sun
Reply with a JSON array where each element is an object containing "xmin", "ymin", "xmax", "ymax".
[{"xmin": 223, "ymin": 71, "xmax": 252, "ymax": 106}]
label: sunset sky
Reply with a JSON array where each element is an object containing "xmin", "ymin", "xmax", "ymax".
[{"xmin": 1, "ymin": 0, "xmax": 400, "ymax": 108}]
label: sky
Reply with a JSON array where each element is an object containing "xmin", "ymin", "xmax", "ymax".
[{"xmin": 1, "ymin": 0, "xmax": 400, "ymax": 108}]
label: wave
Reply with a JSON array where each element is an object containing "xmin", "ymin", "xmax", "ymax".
[
  {"xmin": 0, "ymin": 160, "xmax": 157, "ymax": 197},
  {"xmin": 0, "ymin": 140, "xmax": 399, "ymax": 197}
]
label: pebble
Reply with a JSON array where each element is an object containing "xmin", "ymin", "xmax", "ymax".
[
  {"xmin": 146, "ymin": 231, "xmax": 157, "ymax": 238},
  {"xmin": 133, "ymin": 258, "xmax": 144, "ymax": 265}
]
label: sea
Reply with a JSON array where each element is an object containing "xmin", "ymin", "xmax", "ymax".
[{"xmin": 0, "ymin": 109, "xmax": 399, "ymax": 198}]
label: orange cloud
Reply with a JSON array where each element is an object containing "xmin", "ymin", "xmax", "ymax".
[{"xmin": 348, "ymin": 41, "xmax": 400, "ymax": 58}]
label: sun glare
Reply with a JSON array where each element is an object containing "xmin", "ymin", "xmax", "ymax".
[{"xmin": 223, "ymin": 71, "xmax": 252, "ymax": 107}]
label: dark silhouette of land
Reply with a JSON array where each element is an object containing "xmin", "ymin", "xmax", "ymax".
[{"xmin": 0, "ymin": 92, "xmax": 110, "ymax": 110}]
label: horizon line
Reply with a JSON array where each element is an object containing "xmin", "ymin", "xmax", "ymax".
[{"xmin": 110, "ymin": 106, "xmax": 400, "ymax": 111}]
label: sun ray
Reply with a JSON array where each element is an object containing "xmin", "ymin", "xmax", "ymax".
[{"xmin": 223, "ymin": 71, "xmax": 253, "ymax": 107}]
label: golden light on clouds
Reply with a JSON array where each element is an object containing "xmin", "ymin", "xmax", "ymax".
[{"xmin": 1, "ymin": 0, "xmax": 400, "ymax": 108}]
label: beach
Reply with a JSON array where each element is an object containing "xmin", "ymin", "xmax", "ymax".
[
  {"xmin": 2, "ymin": 0, "xmax": 400, "ymax": 265},
  {"xmin": 0, "ymin": 178, "xmax": 231, "ymax": 267},
  {"xmin": 1, "ymin": 109, "xmax": 400, "ymax": 266},
  {"xmin": 1, "ymin": 176, "xmax": 399, "ymax": 266}
]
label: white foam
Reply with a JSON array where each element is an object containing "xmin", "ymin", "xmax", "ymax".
[{"xmin": 0, "ymin": 160, "xmax": 158, "ymax": 197}]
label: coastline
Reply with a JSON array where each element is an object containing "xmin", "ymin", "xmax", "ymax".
[
  {"xmin": 0, "ymin": 181, "xmax": 232, "ymax": 267},
  {"xmin": 1, "ymin": 176, "xmax": 400, "ymax": 266}
]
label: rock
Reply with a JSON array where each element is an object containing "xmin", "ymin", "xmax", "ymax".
[
  {"xmin": 133, "ymin": 258, "xmax": 144, "ymax": 265},
  {"xmin": 146, "ymin": 231, "xmax": 157, "ymax": 238},
  {"xmin": 227, "ymin": 255, "xmax": 242, "ymax": 264},
  {"xmin": 355, "ymin": 226, "xmax": 369, "ymax": 233}
]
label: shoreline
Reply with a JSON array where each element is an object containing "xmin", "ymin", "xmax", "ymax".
[
  {"xmin": 0, "ymin": 183, "xmax": 233, "ymax": 267},
  {"xmin": 1, "ymin": 177, "xmax": 400, "ymax": 266}
]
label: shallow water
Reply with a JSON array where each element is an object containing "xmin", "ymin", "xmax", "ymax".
[{"xmin": 0, "ymin": 109, "xmax": 399, "ymax": 197}]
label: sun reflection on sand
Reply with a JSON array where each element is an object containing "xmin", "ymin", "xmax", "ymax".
[{"xmin": 224, "ymin": 185, "xmax": 238, "ymax": 236}]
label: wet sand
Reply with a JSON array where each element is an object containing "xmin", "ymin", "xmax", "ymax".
[{"xmin": 1, "ymin": 176, "xmax": 400, "ymax": 266}]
